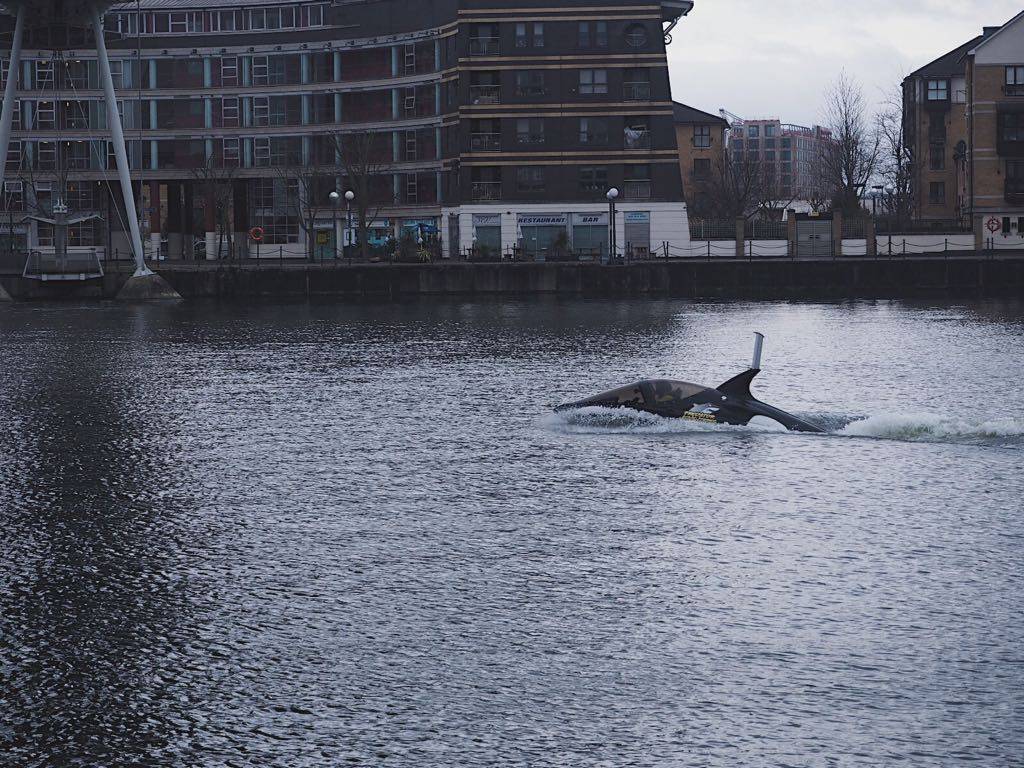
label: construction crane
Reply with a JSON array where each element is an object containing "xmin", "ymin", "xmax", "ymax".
[{"xmin": 719, "ymin": 108, "xmax": 746, "ymax": 129}]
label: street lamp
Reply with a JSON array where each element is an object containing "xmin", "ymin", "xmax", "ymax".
[
  {"xmin": 606, "ymin": 187, "xmax": 619, "ymax": 261},
  {"xmin": 344, "ymin": 190, "xmax": 355, "ymax": 265},
  {"xmin": 328, "ymin": 190, "xmax": 340, "ymax": 260},
  {"xmin": 871, "ymin": 185, "xmax": 884, "ymax": 219}
]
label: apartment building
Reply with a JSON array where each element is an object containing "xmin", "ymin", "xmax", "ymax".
[
  {"xmin": 672, "ymin": 101, "xmax": 725, "ymax": 216},
  {"xmin": 0, "ymin": 0, "xmax": 693, "ymax": 262},
  {"xmin": 966, "ymin": 13, "xmax": 1024, "ymax": 239},
  {"xmin": 903, "ymin": 12, "xmax": 1024, "ymax": 239},
  {"xmin": 727, "ymin": 118, "xmax": 832, "ymax": 205}
]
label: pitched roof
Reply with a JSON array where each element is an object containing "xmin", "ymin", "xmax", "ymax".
[
  {"xmin": 673, "ymin": 102, "xmax": 727, "ymax": 126},
  {"xmin": 968, "ymin": 10, "xmax": 1024, "ymax": 55},
  {"xmin": 907, "ymin": 33, "xmax": 986, "ymax": 80}
]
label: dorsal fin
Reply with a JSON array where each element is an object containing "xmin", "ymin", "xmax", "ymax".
[{"xmin": 717, "ymin": 368, "xmax": 760, "ymax": 400}]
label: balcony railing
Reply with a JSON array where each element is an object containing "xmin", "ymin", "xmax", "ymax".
[
  {"xmin": 1004, "ymin": 84, "xmax": 1024, "ymax": 97},
  {"xmin": 470, "ymin": 133, "xmax": 501, "ymax": 152},
  {"xmin": 623, "ymin": 82, "xmax": 651, "ymax": 101},
  {"xmin": 516, "ymin": 132, "xmax": 545, "ymax": 145},
  {"xmin": 469, "ymin": 38, "xmax": 500, "ymax": 56},
  {"xmin": 471, "ymin": 181, "xmax": 501, "ymax": 201},
  {"xmin": 623, "ymin": 180, "xmax": 652, "ymax": 200},
  {"xmin": 1007, "ymin": 179, "xmax": 1024, "ymax": 202},
  {"xmin": 469, "ymin": 85, "xmax": 501, "ymax": 105}
]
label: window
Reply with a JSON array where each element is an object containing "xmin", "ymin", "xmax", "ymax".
[
  {"xmin": 515, "ymin": 166, "xmax": 545, "ymax": 192},
  {"xmin": 578, "ymin": 22, "xmax": 607, "ymax": 48},
  {"xmin": 929, "ymin": 144, "xmax": 945, "ymax": 171},
  {"xmin": 928, "ymin": 117, "xmax": 946, "ymax": 142},
  {"xmin": 514, "ymin": 71, "xmax": 545, "ymax": 97},
  {"xmin": 578, "ymin": 165, "xmax": 608, "ymax": 192},
  {"xmin": 781, "ymin": 138, "xmax": 791, "ymax": 149},
  {"xmin": 579, "ymin": 69, "xmax": 607, "ymax": 95},
  {"xmin": 308, "ymin": 4, "xmax": 325, "ymax": 26},
  {"xmin": 929, "ymin": 181, "xmax": 945, "ymax": 204},
  {"xmin": 747, "ymin": 125, "xmax": 759, "ymax": 138},
  {"xmin": 693, "ymin": 158, "xmax": 710, "ymax": 178},
  {"xmin": 515, "ymin": 23, "xmax": 528, "ymax": 48},
  {"xmin": 693, "ymin": 126, "xmax": 711, "ymax": 148},
  {"xmin": 222, "ymin": 137, "xmax": 239, "ymax": 166},
  {"xmin": 927, "ymin": 79, "xmax": 949, "ymax": 101},
  {"xmin": 765, "ymin": 124, "xmax": 776, "ymax": 138},
  {"xmin": 580, "ymin": 117, "xmax": 608, "ymax": 145},
  {"xmin": 516, "ymin": 118, "xmax": 544, "ymax": 145},
  {"xmin": 1006, "ymin": 66, "xmax": 1024, "ymax": 85},
  {"xmin": 514, "ymin": 23, "xmax": 543, "ymax": 49},
  {"xmin": 624, "ymin": 24, "xmax": 648, "ymax": 48},
  {"xmin": 999, "ymin": 112, "xmax": 1024, "ymax": 151}
]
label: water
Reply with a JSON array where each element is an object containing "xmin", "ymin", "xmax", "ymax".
[{"xmin": 1, "ymin": 298, "xmax": 1022, "ymax": 767}]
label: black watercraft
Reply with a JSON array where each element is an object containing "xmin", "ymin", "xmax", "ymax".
[{"xmin": 556, "ymin": 333, "xmax": 826, "ymax": 433}]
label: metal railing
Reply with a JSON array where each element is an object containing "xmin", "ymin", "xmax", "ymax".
[
  {"xmin": 623, "ymin": 180, "xmax": 652, "ymax": 200},
  {"xmin": 469, "ymin": 85, "xmax": 500, "ymax": 105},
  {"xmin": 623, "ymin": 82, "xmax": 651, "ymax": 101},
  {"xmin": 624, "ymin": 130, "xmax": 651, "ymax": 150},
  {"xmin": 469, "ymin": 38, "xmax": 500, "ymax": 56},
  {"xmin": 470, "ymin": 133, "xmax": 501, "ymax": 152},
  {"xmin": 471, "ymin": 182, "xmax": 501, "ymax": 201}
]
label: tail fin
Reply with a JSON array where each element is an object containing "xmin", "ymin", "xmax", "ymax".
[{"xmin": 717, "ymin": 368, "xmax": 760, "ymax": 400}]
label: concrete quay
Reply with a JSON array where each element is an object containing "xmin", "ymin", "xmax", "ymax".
[{"xmin": 1, "ymin": 254, "xmax": 1023, "ymax": 301}]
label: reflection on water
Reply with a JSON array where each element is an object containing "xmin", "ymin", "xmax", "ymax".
[{"xmin": 1, "ymin": 298, "xmax": 1022, "ymax": 767}]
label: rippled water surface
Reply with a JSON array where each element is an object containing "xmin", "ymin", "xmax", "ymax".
[{"xmin": 1, "ymin": 298, "xmax": 1022, "ymax": 767}]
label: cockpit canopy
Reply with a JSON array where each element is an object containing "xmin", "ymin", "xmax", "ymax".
[{"xmin": 566, "ymin": 379, "xmax": 709, "ymax": 416}]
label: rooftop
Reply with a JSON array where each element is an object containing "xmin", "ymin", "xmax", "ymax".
[{"xmin": 672, "ymin": 102, "xmax": 727, "ymax": 126}]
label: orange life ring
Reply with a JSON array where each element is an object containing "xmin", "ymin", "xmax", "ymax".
[{"xmin": 249, "ymin": 226, "xmax": 264, "ymax": 242}]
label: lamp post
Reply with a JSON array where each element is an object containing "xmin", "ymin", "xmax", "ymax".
[
  {"xmin": 328, "ymin": 190, "xmax": 340, "ymax": 260},
  {"xmin": 871, "ymin": 184, "xmax": 884, "ymax": 219},
  {"xmin": 344, "ymin": 189, "xmax": 355, "ymax": 265},
  {"xmin": 606, "ymin": 187, "xmax": 619, "ymax": 261}
]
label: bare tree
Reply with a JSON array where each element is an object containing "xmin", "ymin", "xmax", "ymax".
[
  {"xmin": 875, "ymin": 88, "xmax": 914, "ymax": 227},
  {"xmin": 753, "ymin": 162, "xmax": 799, "ymax": 221},
  {"xmin": 694, "ymin": 150, "xmax": 763, "ymax": 221},
  {"xmin": 191, "ymin": 158, "xmax": 237, "ymax": 259},
  {"xmin": 329, "ymin": 131, "xmax": 393, "ymax": 262},
  {"xmin": 274, "ymin": 164, "xmax": 334, "ymax": 261},
  {"xmin": 822, "ymin": 72, "xmax": 880, "ymax": 215}
]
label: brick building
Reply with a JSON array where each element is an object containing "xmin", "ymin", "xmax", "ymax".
[
  {"xmin": 672, "ymin": 101, "xmax": 725, "ymax": 216},
  {"xmin": 0, "ymin": 0, "xmax": 694, "ymax": 263},
  {"xmin": 903, "ymin": 11, "xmax": 1024, "ymax": 240}
]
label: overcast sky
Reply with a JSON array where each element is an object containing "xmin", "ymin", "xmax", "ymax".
[{"xmin": 666, "ymin": 0, "xmax": 1022, "ymax": 126}]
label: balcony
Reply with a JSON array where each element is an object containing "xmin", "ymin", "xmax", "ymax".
[
  {"xmin": 1007, "ymin": 179, "xmax": 1024, "ymax": 203},
  {"xmin": 470, "ymin": 133, "xmax": 501, "ymax": 152},
  {"xmin": 623, "ymin": 82, "xmax": 651, "ymax": 101},
  {"xmin": 469, "ymin": 38, "xmax": 500, "ymax": 57},
  {"xmin": 1004, "ymin": 84, "xmax": 1024, "ymax": 97},
  {"xmin": 623, "ymin": 180, "xmax": 652, "ymax": 200},
  {"xmin": 469, "ymin": 85, "xmax": 501, "ymax": 105},
  {"xmin": 516, "ymin": 132, "xmax": 545, "ymax": 145},
  {"xmin": 624, "ymin": 128, "xmax": 651, "ymax": 150},
  {"xmin": 471, "ymin": 181, "xmax": 501, "ymax": 201}
]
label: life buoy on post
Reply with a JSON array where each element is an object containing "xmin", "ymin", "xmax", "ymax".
[{"xmin": 249, "ymin": 226, "xmax": 265, "ymax": 242}]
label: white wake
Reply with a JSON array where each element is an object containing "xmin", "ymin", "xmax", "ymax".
[{"xmin": 548, "ymin": 407, "xmax": 1024, "ymax": 445}]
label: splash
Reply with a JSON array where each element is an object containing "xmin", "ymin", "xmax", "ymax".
[
  {"xmin": 837, "ymin": 413, "xmax": 1024, "ymax": 443},
  {"xmin": 548, "ymin": 407, "xmax": 1024, "ymax": 446},
  {"xmin": 546, "ymin": 406, "xmax": 787, "ymax": 435}
]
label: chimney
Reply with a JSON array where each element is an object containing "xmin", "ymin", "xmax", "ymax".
[{"xmin": 982, "ymin": 26, "xmax": 1000, "ymax": 37}]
